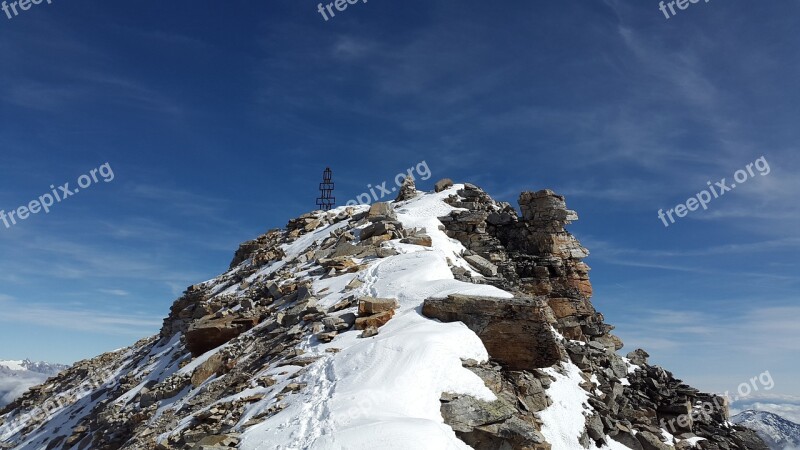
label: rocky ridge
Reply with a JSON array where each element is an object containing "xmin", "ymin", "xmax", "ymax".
[
  {"xmin": 731, "ymin": 410, "xmax": 800, "ymax": 449},
  {"xmin": 0, "ymin": 181, "xmax": 768, "ymax": 450}
]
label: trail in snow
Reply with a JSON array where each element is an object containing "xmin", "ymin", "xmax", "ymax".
[{"xmin": 239, "ymin": 186, "xmax": 510, "ymax": 450}]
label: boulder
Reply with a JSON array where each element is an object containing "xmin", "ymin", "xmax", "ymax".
[
  {"xmin": 435, "ymin": 178, "xmax": 454, "ymax": 192},
  {"xmin": 186, "ymin": 315, "xmax": 258, "ymax": 357},
  {"xmin": 627, "ymin": 349, "xmax": 650, "ymax": 367},
  {"xmin": 360, "ymin": 326, "xmax": 379, "ymax": 338},
  {"xmin": 190, "ymin": 353, "xmax": 224, "ymax": 387},
  {"xmin": 422, "ymin": 295, "xmax": 562, "ymax": 370},
  {"xmin": 401, "ymin": 234, "xmax": 433, "ymax": 247},
  {"xmin": 611, "ymin": 431, "xmax": 643, "ymax": 450},
  {"xmin": 636, "ymin": 431, "xmax": 672, "ymax": 450},
  {"xmin": 357, "ymin": 297, "xmax": 398, "ymax": 316},
  {"xmin": 367, "ymin": 202, "xmax": 396, "ymax": 222},
  {"xmin": 440, "ymin": 393, "xmax": 516, "ymax": 433},
  {"xmin": 355, "ymin": 310, "xmax": 395, "ymax": 330},
  {"xmin": 464, "ymin": 254, "xmax": 498, "ymax": 277}
]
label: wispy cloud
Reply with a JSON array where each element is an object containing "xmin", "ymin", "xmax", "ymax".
[
  {"xmin": 610, "ymin": 304, "xmax": 800, "ymax": 398},
  {"xmin": 731, "ymin": 396, "xmax": 800, "ymax": 424},
  {"xmin": 0, "ymin": 303, "xmax": 160, "ymax": 336},
  {"xmin": 97, "ymin": 289, "xmax": 129, "ymax": 297}
]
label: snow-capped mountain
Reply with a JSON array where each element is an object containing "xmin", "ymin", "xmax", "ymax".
[
  {"xmin": 0, "ymin": 360, "xmax": 69, "ymax": 408},
  {"xmin": 732, "ymin": 410, "xmax": 800, "ymax": 450},
  {"xmin": 0, "ymin": 181, "xmax": 770, "ymax": 449}
]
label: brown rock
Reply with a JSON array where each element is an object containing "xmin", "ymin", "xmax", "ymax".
[
  {"xmin": 190, "ymin": 354, "xmax": 224, "ymax": 387},
  {"xmin": 357, "ymin": 297, "xmax": 398, "ymax": 316},
  {"xmin": 435, "ymin": 178, "xmax": 454, "ymax": 193},
  {"xmin": 367, "ymin": 202, "xmax": 396, "ymax": 221},
  {"xmin": 422, "ymin": 295, "xmax": 562, "ymax": 370},
  {"xmin": 186, "ymin": 315, "xmax": 258, "ymax": 357},
  {"xmin": 355, "ymin": 310, "xmax": 395, "ymax": 330},
  {"xmin": 401, "ymin": 234, "xmax": 433, "ymax": 247}
]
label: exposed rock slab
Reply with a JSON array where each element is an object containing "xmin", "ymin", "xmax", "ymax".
[{"xmin": 422, "ymin": 294, "xmax": 563, "ymax": 370}]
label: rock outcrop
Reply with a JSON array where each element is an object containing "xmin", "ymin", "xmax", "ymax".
[
  {"xmin": 0, "ymin": 182, "xmax": 767, "ymax": 450},
  {"xmin": 423, "ymin": 294, "xmax": 562, "ymax": 370}
]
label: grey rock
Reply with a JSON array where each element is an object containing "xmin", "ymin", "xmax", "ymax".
[
  {"xmin": 464, "ymin": 254, "xmax": 498, "ymax": 277},
  {"xmin": 434, "ymin": 178, "xmax": 454, "ymax": 193}
]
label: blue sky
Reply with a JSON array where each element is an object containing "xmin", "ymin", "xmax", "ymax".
[{"xmin": 0, "ymin": 0, "xmax": 798, "ymax": 406}]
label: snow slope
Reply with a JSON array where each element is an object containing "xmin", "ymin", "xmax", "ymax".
[
  {"xmin": 237, "ymin": 188, "xmax": 628, "ymax": 449},
  {"xmin": 239, "ymin": 188, "xmax": 511, "ymax": 450},
  {"xmin": 732, "ymin": 410, "xmax": 800, "ymax": 450},
  {"xmin": 2, "ymin": 186, "xmax": 647, "ymax": 450}
]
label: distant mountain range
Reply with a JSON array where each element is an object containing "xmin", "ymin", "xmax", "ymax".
[
  {"xmin": 732, "ymin": 410, "xmax": 800, "ymax": 450},
  {"xmin": 0, "ymin": 359, "xmax": 69, "ymax": 408}
]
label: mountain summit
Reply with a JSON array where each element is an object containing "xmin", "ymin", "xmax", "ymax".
[
  {"xmin": 0, "ymin": 182, "xmax": 768, "ymax": 449},
  {"xmin": 0, "ymin": 360, "xmax": 69, "ymax": 409},
  {"xmin": 732, "ymin": 410, "xmax": 800, "ymax": 450}
]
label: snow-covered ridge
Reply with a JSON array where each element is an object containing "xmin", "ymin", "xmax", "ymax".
[
  {"xmin": 732, "ymin": 410, "xmax": 800, "ymax": 450},
  {"xmin": 0, "ymin": 182, "xmax": 771, "ymax": 450},
  {"xmin": 0, "ymin": 359, "xmax": 69, "ymax": 408},
  {"xmin": 0, "ymin": 360, "xmax": 67, "ymax": 375}
]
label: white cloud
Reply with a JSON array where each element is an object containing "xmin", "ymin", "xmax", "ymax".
[
  {"xmin": 97, "ymin": 289, "xmax": 129, "ymax": 297},
  {"xmin": 731, "ymin": 396, "xmax": 800, "ymax": 424},
  {"xmin": 0, "ymin": 303, "xmax": 160, "ymax": 336}
]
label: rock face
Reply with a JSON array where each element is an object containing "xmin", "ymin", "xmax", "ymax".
[
  {"xmin": 423, "ymin": 294, "xmax": 562, "ymax": 370},
  {"xmin": 185, "ymin": 315, "xmax": 259, "ymax": 357},
  {"xmin": 431, "ymin": 183, "xmax": 764, "ymax": 450},
  {"xmin": 0, "ymin": 182, "xmax": 767, "ymax": 450}
]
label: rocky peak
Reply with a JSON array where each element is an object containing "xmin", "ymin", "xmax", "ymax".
[{"xmin": 0, "ymin": 181, "xmax": 768, "ymax": 450}]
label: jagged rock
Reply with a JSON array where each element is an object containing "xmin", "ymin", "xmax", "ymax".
[
  {"xmin": 322, "ymin": 313, "xmax": 354, "ymax": 332},
  {"xmin": 360, "ymin": 220, "xmax": 403, "ymax": 241},
  {"xmin": 464, "ymin": 254, "xmax": 498, "ymax": 276},
  {"xmin": 229, "ymin": 229, "xmax": 284, "ymax": 269},
  {"xmin": 439, "ymin": 393, "xmax": 516, "ymax": 433},
  {"xmin": 316, "ymin": 331, "xmax": 337, "ymax": 343},
  {"xmin": 355, "ymin": 310, "xmax": 395, "ymax": 330},
  {"xmin": 376, "ymin": 247, "xmax": 399, "ymax": 258},
  {"xmin": 395, "ymin": 176, "xmax": 418, "ymax": 201},
  {"xmin": 422, "ymin": 294, "xmax": 562, "ymax": 370},
  {"xmin": 0, "ymin": 182, "xmax": 769, "ymax": 450},
  {"xmin": 185, "ymin": 315, "xmax": 258, "ymax": 357},
  {"xmin": 360, "ymin": 326, "xmax": 379, "ymax": 338},
  {"xmin": 367, "ymin": 202, "xmax": 396, "ymax": 222},
  {"xmin": 318, "ymin": 256, "xmax": 362, "ymax": 274},
  {"xmin": 191, "ymin": 353, "xmax": 224, "ymax": 387},
  {"xmin": 401, "ymin": 233, "xmax": 433, "ymax": 247},
  {"xmin": 357, "ymin": 297, "xmax": 398, "ymax": 315},
  {"xmin": 435, "ymin": 178, "xmax": 454, "ymax": 192},
  {"xmin": 612, "ymin": 430, "xmax": 644, "ymax": 450},
  {"xmin": 636, "ymin": 431, "xmax": 672, "ymax": 450},
  {"xmin": 192, "ymin": 434, "xmax": 240, "ymax": 449},
  {"xmin": 627, "ymin": 348, "xmax": 650, "ymax": 366}
]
